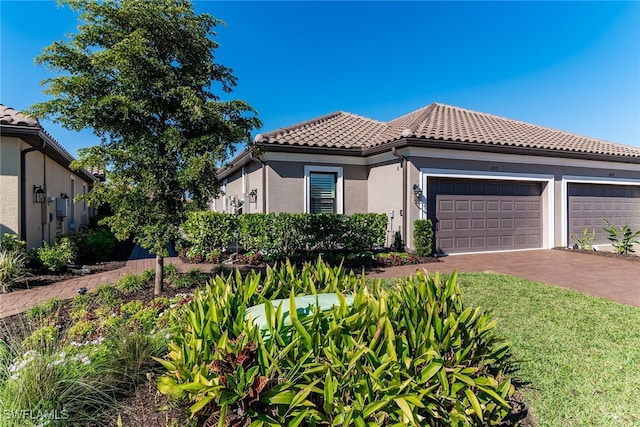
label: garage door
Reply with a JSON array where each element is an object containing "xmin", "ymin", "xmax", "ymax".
[
  {"xmin": 568, "ymin": 183, "xmax": 640, "ymax": 245},
  {"xmin": 428, "ymin": 178, "xmax": 543, "ymax": 254}
]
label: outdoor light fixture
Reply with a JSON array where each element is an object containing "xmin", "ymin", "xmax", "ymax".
[
  {"xmin": 248, "ymin": 188, "xmax": 258, "ymax": 203},
  {"xmin": 413, "ymin": 184, "xmax": 423, "ymax": 203},
  {"xmin": 60, "ymin": 193, "xmax": 69, "ymax": 200},
  {"xmin": 33, "ymin": 185, "xmax": 46, "ymax": 203}
]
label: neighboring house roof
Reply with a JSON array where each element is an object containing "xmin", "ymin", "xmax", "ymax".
[
  {"xmin": 255, "ymin": 102, "xmax": 640, "ymax": 159},
  {"xmin": 0, "ymin": 105, "xmax": 97, "ymax": 182},
  {"xmin": 0, "ymin": 105, "xmax": 40, "ymax": 127}
]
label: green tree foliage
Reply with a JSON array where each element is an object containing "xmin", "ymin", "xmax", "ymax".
[{"xmin": 29, "ymin": 0, "xmax": 261, "ymax": 294}]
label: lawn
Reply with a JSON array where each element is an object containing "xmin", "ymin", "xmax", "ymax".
[{"xmin": 452, "ymin": 272, "xmax": 640, "ymax": 426}]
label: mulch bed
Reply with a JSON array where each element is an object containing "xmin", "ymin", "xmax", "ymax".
[
  {"xmin": 8, "ymin": 240, "xmax": 134, "ymax": 291},
  {"xmin": 554, "ymin": 247, "xmax": 640, "ymax": 262}
]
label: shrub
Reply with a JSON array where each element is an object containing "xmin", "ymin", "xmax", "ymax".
[
  {"xmin": 79, "ymin": 228, "xmax": 118, "ymax": 261},
  {"xmin": 181, "ymin": 211, "xmax": 239, "ymax": 254},
  {"xmin": 94, "ymin": 285, "xmax": 121, "ymax": 307},
  {"xmin": 603, "ymin": 219, "xmax": 640, "ymax": 254},
  {"xmin": 377, "ymin": 251, "xmax": 419, "ymax": 266},
  {"xmin": 155, "ymin": 259, "xmax": 514, "ymax": 426},
  {"xmin": 0, "ymin": 249, "xmax": 29, "ymax": 293},
  {"xmin": 182, "ymin": 212, "xmax": 388, "ymax": 261},
  {"xmin": 116, "ymin": 273, "xmax": 145, "ymax": 294},
  {"xmin": 163, "ymin": 263, "xmax": 179, "ymax": 281},
  {"xmin": 32, "ymin": 237, "xmax": 77, "ymax": 272},
  {"xmin": 572, "ymin": 227, "xmax": 595, "ymax": 250},
  {"xmin": 0, "ymin": 233, "xmax": 26, "ymax": 254},
  {"xmin": 67, "ymin": 320, "xmax": 97, "ymax": 342},
  {"xmin": 26, "ymin": 298, "xmax": 63, "ymax": 321},
  {"xmin": 413, "ymin": 219, "xmax": 434, "ymax": 256},
  {"xmin": 140, "ymin": 268, "xmax": 155, "ymax": 283}
]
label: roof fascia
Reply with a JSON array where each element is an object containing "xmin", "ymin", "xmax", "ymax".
[
  {"xmin": 216, "ymin": 135, "xmax": 640, "ymax": 179},
  {"xmin": 396, "ymin": 138, "xmax": 640, "ymax": 165},
  {"xmin": 1, "ymin": 124, "xmax": 97, "ymax": 182}
]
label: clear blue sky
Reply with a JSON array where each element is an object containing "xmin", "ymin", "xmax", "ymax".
[{"xmin": 1, "ymin": 1, "xmax": 639, "ymax": 157}]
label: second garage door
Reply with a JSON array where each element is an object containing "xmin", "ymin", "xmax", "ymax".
[
  {"xmin": 428, "ymin": 178, "xmax": 543, "ymax": 254},
  {"xmin": 568, "ymin": 183, "xmax": 640, "ymax": 245}
]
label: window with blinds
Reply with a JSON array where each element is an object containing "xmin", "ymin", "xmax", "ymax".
[{"xmin": 309, "ymin": 172, "xmax": 337, "ymax": 213}]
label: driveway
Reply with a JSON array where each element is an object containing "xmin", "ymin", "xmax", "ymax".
[{"xmin": 367, "ymin": 249, "xmax": 640, "ymax": 308}]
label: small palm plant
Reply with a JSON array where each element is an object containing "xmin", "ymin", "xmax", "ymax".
[{"xmin": 603, "ymin": 219, "xmax": 640, "ymax": 254}]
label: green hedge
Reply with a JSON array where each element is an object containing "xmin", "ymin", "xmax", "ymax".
[
  {"xmin": 413, "ymin": 219, "xmax": 434, "ymax": 256},
  {"xmin": 180, "ymin": 212, "xmax": 388, "ymax": 257}
]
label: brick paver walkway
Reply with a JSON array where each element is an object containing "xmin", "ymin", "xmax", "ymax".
[
  {"xmin": 0, "ymin": 245, "xmax": 214, "ymax": 319},
  {"xmin": 1, "ymin": 248, "xmax": 639, "ymax": 318}
]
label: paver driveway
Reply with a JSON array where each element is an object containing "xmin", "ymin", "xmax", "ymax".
[{"xmin": 367, "ymin": 249, "xmax": 640, "ymax": 308}]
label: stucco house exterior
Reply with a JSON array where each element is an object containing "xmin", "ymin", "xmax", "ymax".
[
  {"xmin": 0, "ymin": 105, "xmax": 97, "ymax": 249},
  {"xmin": 214, "ymin": 102, "xmax": 640, "ymax": 254}
]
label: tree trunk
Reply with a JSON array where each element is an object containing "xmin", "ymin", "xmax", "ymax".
[{"xmin": 155, "ymin": 254, "xmax": 164, "ymax": 295}]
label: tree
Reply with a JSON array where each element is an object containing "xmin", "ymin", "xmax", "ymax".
[{"xmin": 29, "ymin": 0, "xmax": 261, "ymax": 294}]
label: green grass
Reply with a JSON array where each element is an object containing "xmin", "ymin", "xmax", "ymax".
[{"xmin": 427, "ymin": 272, "xmax": 640, "ymax": 426}]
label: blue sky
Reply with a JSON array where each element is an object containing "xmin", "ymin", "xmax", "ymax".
[{"xmin": 1, "ymin": 1, "xmax": 639, "ymax": 157}]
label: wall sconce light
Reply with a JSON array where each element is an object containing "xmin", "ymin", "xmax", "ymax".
[
  {"xmin": 248, "ymin": 189, "xmax": 257, "ymax": 203},
  {"xmin": 33, "ymin": 185, "xmax": 46, "ymax": 203},
  {"xmin": 412, "ymin": 184, "xmax": 423, "ymax": 203},
  {"xmin": 60, "ymin": 193, "xmax": 69, "ymax": 200}
]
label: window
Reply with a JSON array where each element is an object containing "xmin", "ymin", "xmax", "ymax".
[
  {"xmin": 310, "ymin": 172, "xmax": 337, "ymax": 213},
  {"xmin": 304, "ymin": 166, "xmax": 343, "ymax": 214}
]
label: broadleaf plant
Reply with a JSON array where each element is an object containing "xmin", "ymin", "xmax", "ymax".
[
  {"xmin": 603, "ymin": 219, "xmax": 640, "ymax": 254},
  {"xmin": 156, "ymin": 259, "xmax": 515, "ymax": 426}
]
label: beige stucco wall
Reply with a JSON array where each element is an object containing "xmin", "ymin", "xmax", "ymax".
[
  {"xmin": 0, "ymin": 136, "xmax": 20, "ymax": 238},
  {"xmin": 343, "ymin": 164, "xmax": 368, "ymax": 214},
  {"xmin": 266, "ymin": 161, "xmax": 305, "ymax": 214},
  {"xmin": 1, "ymin": 136, "xmax": 93, "ymax": 249},
  {"xmin": 265, "ymin": 160, "xmax": 368, "ymax": 214},
  {"xmin": 367, "ymin": 159, "xmax": 403, "ymax": 246}
]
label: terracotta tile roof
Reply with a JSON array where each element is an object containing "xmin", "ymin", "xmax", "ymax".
[
  {"xmin": 255, "ymin": 102, "xmax": 640, "ymax": 158},
  {"xmin": 0, "ymin": 104, "xmax": 39, "ymax": 127},
  {"xmin": 389, "ymin": 103, "xmax": 640, "ymax": 158},
  {"xmin": 255, "ymin": 111, "xmax": 386, "ymax": 149}
]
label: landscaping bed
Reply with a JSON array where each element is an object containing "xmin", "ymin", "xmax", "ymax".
[
  {"xmin": 8, "ymin": 239, "xmax": 134, "ymax": 291},
  {"xmin": 0, "ymin": 261, "xmax": 526, "ymax": 426},
  {"xmin": 553, "ymin": 246, "xmax": 640, "ymax": 262}
]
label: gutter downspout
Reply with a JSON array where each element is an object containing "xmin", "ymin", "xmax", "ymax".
[
  {"xmin": 391, "ymin": 147, "xmax": 408, "ymax": 248},
  {"xmin": 20, "ymin": 137, "xmax": 46, "ymax": 242}
]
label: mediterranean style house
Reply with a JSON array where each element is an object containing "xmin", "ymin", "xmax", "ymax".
[
  {"xmin": 0, "ymin": 105, "xmax": 97, "ymax": 249},
  {"xmin": 214, "ymin": 102, "xmax": 640, "ymax": 255}
]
